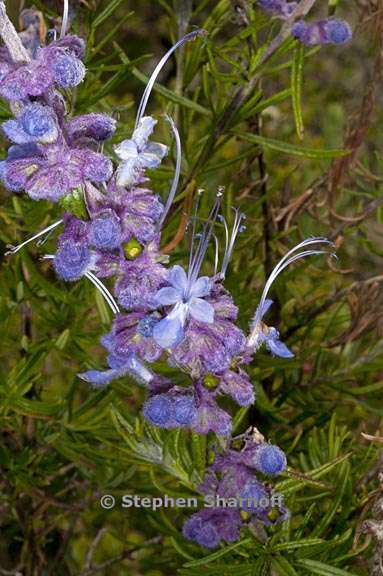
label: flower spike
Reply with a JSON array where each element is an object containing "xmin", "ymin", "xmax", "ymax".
[{"xmin": 135, "ymin": 29, "xmax": 207, "ymax": 127}]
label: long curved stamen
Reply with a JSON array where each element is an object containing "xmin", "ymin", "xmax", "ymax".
[
  {"xmin": 187, "ymin": 189, "xmax": 203, "ymax": 275},
  {"xmin": 157, "ymin": 115, "xmax": 181, "ymax": 229},
  {"xmin": 5, "ymin": 220, "xmax": 63, "ymax": 256},
  {"xmin": 213, "ymin": 234, "xmax": 219, "ymax": 276},
  {"xmin": 252, "ymin": 239, "xmax": 334, "ymax": 328},
  {"xmin": 218, "ymin": 214, "xmax": 229, "ymax": 259},
  {"xmin": 60, "ymin": 0, "xmax": 69, "ymax": 39},
  {"xmin": 85, "ymin": 271, "xmax": 120, "ymax": 315},
  {"xmin": 135, "ymin": 29, "xmax": 206, "ymax": 128},
  {"xmin": 220, "ymin": 207, "xmax": 246, "ymax": 278},
  {"xmin": 188, "ymin": 189, "xmax": 223, "ymax": 286}
]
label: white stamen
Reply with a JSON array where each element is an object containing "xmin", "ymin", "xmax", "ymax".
[
  {"xmin": 157, "ymin": 115, "xmax": 181, "ymax": 229},
  {"xmin": 135, "ymin": 29, "xmax": 206, "ymax": 128},
  {"xmin": 188, "ymin": 193, "xmax": 222, "ymax": 287},
  {"xmin": 85, "ymin": 271, "xmax": 120, "ymax": 315},
  {"xmin": 60, "ymin": 0, "xmax": 69, "ymax": 39},
  {"xmin": 213, "ymin": 234, "xmax": 219, "ymax": 276},
  {"xmin": 220, "ymin": 208, "xmax": 246, "ymax": 278},
  {"xmin": 5, "ymin": 220, "xmax": 63, "ymax": 256},
  {"xmin": 187, "ymin": 188, "xmax": 203, "ymax": 275}
]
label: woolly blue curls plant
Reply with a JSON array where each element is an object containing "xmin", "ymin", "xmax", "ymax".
[{"xmin": 1, "ymin": 0, "xmax": 351, "ymax": 549}]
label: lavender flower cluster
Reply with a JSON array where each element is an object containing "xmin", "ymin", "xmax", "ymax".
[
  {"xmin": 258, "ymin": 0, "xmax": 352, "ymax": 46},
  {"xmin": 2, "ymin": 2, "xmax": 341, "ymax": 549},
  {"xmin": 183, "ymin": 429, "xmax": 288, "ymax": 548}
]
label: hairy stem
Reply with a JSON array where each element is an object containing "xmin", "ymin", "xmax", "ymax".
[{"xmin": 0, "ymin": 1, "xmax": 30, "ymax": 63}]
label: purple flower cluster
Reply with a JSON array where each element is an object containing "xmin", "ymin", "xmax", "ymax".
[
  {"xmin": 183, "ymin": 430, "xmax": 288, "ymax": 548},
  {"xmin": 2, "ymin": 19, "xmax": 334, "ymax": 435},
  {"xmin": 257, "ymin": 0, "xmax": 352, "ymax": 46}
]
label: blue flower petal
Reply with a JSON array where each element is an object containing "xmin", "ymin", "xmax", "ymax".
[
  {"xmin": 266, "ymin": 336, "xmax": 294, "ymax": 358},
  {"xmin": 188, "ymin": 297, "xmax": 215, "ymax": 323},
  {"xmin": 153, "ymin": 303, "xmax": 188, "ymax": 348},
  {"xmin": 169, "ymin": 265, "xmax": 188, "ymax": 292},
  {"xmin": 189, "ymin": 276, "xmax": 210, "ymax": 298},
  {"xmin": 78, "ymin": 368, "xmax": 120, "ymax": 387},
  {"xmin": 154, "ymin": 286, "xmax": 181, "ymax": 306}
]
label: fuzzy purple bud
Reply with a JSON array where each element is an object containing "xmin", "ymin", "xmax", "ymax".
[
  {"xmin": 54, "ymin": 240, "xmax": 91, "ymax": 281},
  {"xmin": 292, "ymin": 19, "xmax": 352, "ymax": 46},
  {"xmin": 89, "ymin": 213, "xmax": 122, "ymax": 250},
  {"xmin": 66, "ymin": 114, "xmax": 117, "ymax": 144},
  {"xmin": 143, "ymin": 394, "xmax": 173, "ymax": 427},
  {"xmin": 52, "ymin": 53, "xmax": 86, "ymax": 88},
  {"xmin": 250, "ymin": 444, "xmax": 287, "ymax": 476}
]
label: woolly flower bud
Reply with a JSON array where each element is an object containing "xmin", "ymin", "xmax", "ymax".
[
  {"xmin": 326, "ymin": 20, "xmax": 352, "ymax": 45},
  {"xmin": 182, "ymin": 515, "xmax": 220, "ymax": 549},
  {"xmin": 54, "ymin": 240, "xmax": 91, "ymax": 281},
  {"xmin": 52, "ymin": 53, "xmax": 86, "ymax": 88},
  {"xmin": 239, "ymin": 480, "xmax": 268, "ymax": 512},
  {"xmin": 89, "ymin": 214, "xmax": 122, "ymax": 250},
  {"xmin": 20, "ymin": 104, "xmax": 57, "ymax": 141},
  {"xmin": 142, "ymin": 394, "xmax": 173, "ymax": 427},
  {"xmin": 195, "ymin": 523, "xmax": 220, "ymax": 549},
  {"xmin": 137, "ymin": 316, "xmax": 159, "ymax": 337},
  {"xmin": 66, "ymin": 114, "xmax": 117, "ymax": 143},
  {"xmin": 292, "ymin": 18, "xmax": 352, "ymax": 46},
  {"xmin": 250, "ymin": 444, "xmax": 287, "ymax": 476},
  {"xmin": 173, "ymin": 394, "xmax": 197, "ymax": 426}
]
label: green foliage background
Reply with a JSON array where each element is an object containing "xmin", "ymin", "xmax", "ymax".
[{"xmin": 1, "ymin": 0, "xmax": 383, "ymax": 574}]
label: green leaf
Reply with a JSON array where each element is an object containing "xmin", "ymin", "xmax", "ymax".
[
  {"xmin": 91, "ymin": 0, "xmax": 128, "ymax": 29},
  {"xmin": 271, "ymin": 556, "xmax": 299, "ymax": 576},
  {"xmin": 235, "ymin": 131, "xmax": 349, "ymax": 159},
  {"xmin": 295, "ymin": 559, "xmax": 359, "ymax": 576},
  {"xmin": 183, "ymin": 538, "xmax": 252, "ymax": 567},
  {"xmin": 273, "ymin": 538, "xmax": 324, "ymax": 552},
  {"xmin": 291, "ymin": 43, "xmax": 305, "ymax": 140}
]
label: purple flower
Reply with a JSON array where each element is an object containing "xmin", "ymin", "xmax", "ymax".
[
  {"xmin": 248, "ymin": 443, "xmax": 287, "ymax": 476},
  {"xmin": 218, "ymin": 369, "xmax": 255, "ymax": 407},
  {"xmin": 192, "ymin": 386, "xmax": 232, "ymax": 436},
  {"xmin": 239, "ymin": 479, "xmax": 269, "ymax": 512},
  {"xmin": 248, "ymin": 238, "xmax": 335, "ymax": 358},
  {"xmin": 66, "ymin": 114, "xmax": 117, "ymax": 146},
  {"xmin": 142, "ymin": 387, "xmax": 198, "ymax": 429},
  {"xmin": 143, "ymin": 394, "xmax": 173, "ymax": 427},
  {"xmin": 89, "ymin": 212, "xmax": 122, "ymax": 250},
  {"xmin": 292, "ymin": 19, "xmax": 352, "ymax": 46},
  {"xmin": 258, "ymin": 0, "xmax": 298, "ymax": 19},
  {"xmin": 153, "ymin": 265, "xmax": 215, "ymax": 349},
  {"xmin": 93, "ymin": 180, "xmax": 165, "ymax": 245},
  {"xmin": 183, "ymin": 508, "xmax": 242, "ymax": 549},
  {"xmin": 101, "ymin": 313, "xmax": 163, "ymax": 364},
  {"xmin": 168, "ymin": 307, "xmax": 246, "ymax": 378},
  {"xmin": 79, "ymin": 353, "xmax": 155, "ymax": 388},
  {"xmin": 115, "ymin": 243, "xmax": 169, "ymax": 311},
  {"xmin": 114, "ymin": 116, "xmax": 168, "ymax": 187},
  {"xmin": 2, "ymin": 104, "xmax": 58, "ymax": 145},
  {"xmin": 53, "ymin": 239, "xmax": 92, "ymax": 281},
  {"xmin": 1, "ymin": 137, "xmax": 113, "ymax": 201},
  {"xmin": 0, "ymin": 35, "xmax": 86, "ymax": 101}
]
